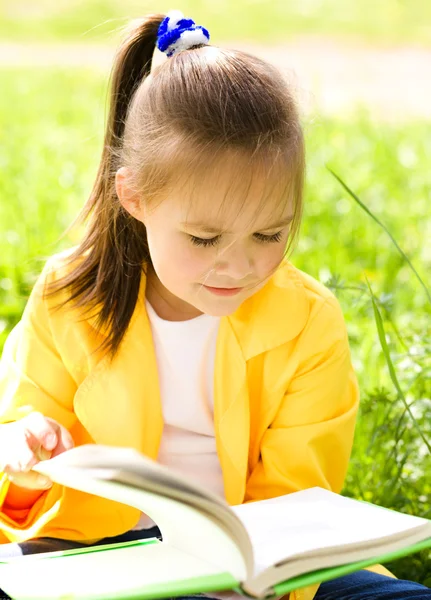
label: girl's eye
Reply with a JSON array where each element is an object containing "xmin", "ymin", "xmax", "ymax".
[
  {"xmin": 189, "ymin": 231, "xmax": 284, "ymax": 247},
  {"xmin": 189, "ymin": 235, "xmax": 220, "ymax": 247},
  {"xmin": 254, "ymin": 231, "xmax": 284, "ymax": 244}
]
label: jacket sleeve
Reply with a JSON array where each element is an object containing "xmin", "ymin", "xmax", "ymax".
[
  {"xmin": 244, "ymin": 297, "xmax": 360, "ymax": 501},
  {"xmin": 0, "ymin": 258, "xmax": 77, "ymax": 428},
  {"xmin": 0, "ymin": 258, "xmax": 78, "ymax": 537}
]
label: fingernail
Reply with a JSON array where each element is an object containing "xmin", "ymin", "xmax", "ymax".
[
  {"xmin": 45, "ymin": 434, "xmax": 57, "ymax": 449},
  {"xmin": 37, "ymin": 476, "xmax": 52, "ymax": 489},
  {"xmin": 38, "ymin": 447, "xmax": 52, "ymax": 461}
]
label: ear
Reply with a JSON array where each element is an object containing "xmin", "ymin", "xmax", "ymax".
[{"xmin": 115, "ymin": 167, "xmax": 143, "ymax": 221}]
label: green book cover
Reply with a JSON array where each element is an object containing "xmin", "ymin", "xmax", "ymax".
[
  {"xmin": 1, "ymin": 534, "xmax": 431, "ymax": 600},
  {"xmin": 274, "ymin": 537, "xmax": 431, "ymax": 596},
  {"xmin": 2, "ymin": 445, "xmax": 428, "ymax": 600},
  {"xmin": 0, "ymin": 538, "xmax": 240, "ymax": 600}
]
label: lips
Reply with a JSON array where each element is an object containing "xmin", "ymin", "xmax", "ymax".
[{"xmin": 203, "ymin": 285, "xmax": 243, "ymax": 296}]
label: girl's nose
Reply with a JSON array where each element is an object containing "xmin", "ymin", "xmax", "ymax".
[{"xmin": 214, "ymin": 245, "xmax": 254, "ymax": 281}]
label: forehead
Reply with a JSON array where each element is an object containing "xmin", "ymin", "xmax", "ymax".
[{"xmin": 172, "ymin": 149, "xmax": 295, "ymax": 231}]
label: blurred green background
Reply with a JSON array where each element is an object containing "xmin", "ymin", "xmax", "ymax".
[
  {"xmin": 1, "ymin": 0, "xmax": 430, "ymax": 46},
  {"xmin": 0, "ymin": 0, "xmax": 430, "ymax": 586}
]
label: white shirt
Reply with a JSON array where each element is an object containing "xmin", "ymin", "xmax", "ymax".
[
  {"xmin": 132, "ymin": 299, "xmax": 224, "ymax": 529},
  {"xmin": 132, "ymin": 300, "xmax": 250, "ymax": 600}
]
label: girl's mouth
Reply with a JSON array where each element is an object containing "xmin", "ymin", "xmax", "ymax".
[{"xmin": 203, "ymin": 286, "xmax": 243, "ymax": 296}]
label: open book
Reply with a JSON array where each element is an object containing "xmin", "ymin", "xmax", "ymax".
[{"xmin": 1, "ymin": 444, "xmax": 430, "ymax": 600}]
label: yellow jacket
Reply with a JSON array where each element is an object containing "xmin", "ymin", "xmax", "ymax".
[{"xmin": 0, "ymin": 249, "xmax": 393, "ymax": 599}]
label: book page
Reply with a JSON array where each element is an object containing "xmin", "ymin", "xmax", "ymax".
[
  {"xmin": 35, "ymin": 444, "xmax": 227, "ymax": 506},
  {"xmin": 32, "ymin": 465, "xmax": 249, "ymax": 583},
  {"xmin": 232, "ymin": 487, "xmax": 430, "ymax": 577},
  {"xmin": 34, "ymin": 444, "xmax": 255, "ymax": 577},
  {"xmin": 0, "ymin": 541, "xmax": 237, "ymax": 600}
]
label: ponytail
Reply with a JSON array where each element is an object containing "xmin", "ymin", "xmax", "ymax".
[
  {"xmin": 45, "ymin": 12, "xmax": 305, "ymax": 362},
  {"xmin": 45, "ymin": 14, "xmax": 165, "ymax": 360},
  {"xmin": 109, "ymin": 14, "xmax": 164, "ymax": 142}
]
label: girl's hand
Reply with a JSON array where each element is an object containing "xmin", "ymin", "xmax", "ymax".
[{"xmin": 0, "ymin": 412, "xmax": 74, "ymax": 490}]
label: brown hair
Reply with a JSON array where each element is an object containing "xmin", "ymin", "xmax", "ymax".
[{"xmin": 45, "ymin": 13, "xmax": 305, "ymax": 359}]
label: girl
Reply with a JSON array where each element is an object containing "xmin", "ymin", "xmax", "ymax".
[{"xmin": 0, "ymin": 10, "xmax": 429, "ymax": 600}]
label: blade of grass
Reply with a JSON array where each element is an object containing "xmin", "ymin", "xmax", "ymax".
[
  {"xmin": 364, "ymin": 275, "xmax": 431, "ymax": 455},
  {"xmin": 327, "ymin": 167, "xmax": 431, "ymax": 307}
]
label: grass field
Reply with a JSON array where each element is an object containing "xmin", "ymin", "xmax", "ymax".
[
  {"xmin": 1, "ymin": 0, "xmax": 431, "ymax": 47},
  {"xmin": 0, "ymin": 38, "xmax": 430, "ymax": 585}
]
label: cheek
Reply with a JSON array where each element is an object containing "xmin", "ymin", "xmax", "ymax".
[
  {"xmin": 177, "ymin": 245, "xmax": 214, "ymax": 280},
  {"xmin": 149, "ymin": 231, "xmax": 210, "ymax": 280},
  {"xmin": 255, "ymin": 245, "xmax": 286, "ymax": 276}
]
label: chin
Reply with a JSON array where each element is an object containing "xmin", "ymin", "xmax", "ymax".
[{"xmin": 202, "ymin": 303, "xmax": 241, "ymax": 318}]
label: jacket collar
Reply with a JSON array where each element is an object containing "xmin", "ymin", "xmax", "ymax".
[
  {"xmin": 76, "ymin": 258, "xmax": 310, "ymax": 506},
  {"xmin": 89, "ymin": 258, "xmax": 310, "ymax": 360},
  {"xmin": 226, "ymin": 258, "xmax": 310, "ymax": 360}
]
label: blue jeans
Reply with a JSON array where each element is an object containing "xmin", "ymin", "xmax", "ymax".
[
  {"xmin": 181, "ymin": 570, "xmax": 431, "ymax": 599},
  {"xmin": 313, "ymin": 569, "xmax": 431, "ymax": 599},
  {"xmin": 0, "ymin": 526, "xmax": 430, "ymax": 599}
]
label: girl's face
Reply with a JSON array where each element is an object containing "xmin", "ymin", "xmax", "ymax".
[{"xmin": 116, "ymin": 166, "xmax": 294, "ymax": 320}]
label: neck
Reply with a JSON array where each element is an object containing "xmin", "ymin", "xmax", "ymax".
[{"xmin": 145, "ymin": 267, "xmax": 203, "ymax": 321}]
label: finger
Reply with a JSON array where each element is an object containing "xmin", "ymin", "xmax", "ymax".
[
  {"xmin": 0, "ymin": 423, "xmax": 36, "ymax": 473},
  {"xmin": 48, "ymin": 424, "xmax": 75, "ymax": 458},
  {"xmin": 16, "ymin": 429, "xmax": 46, "ymax": 471},
  {"xmin": 6, "ymin": 444, "xmax": 52, "ymax": 474},
  {"xmin": 6, "ymin": 433, "xmax": 40, "ymax": 473},
  {"xmin": 35, "ymin": 446, "xmax": 52, "ymax": 461},
  {"xmin": 0, "ymin": 417, "xmax": 54, "ymax": 474},
  {"xmin": 23, "ymin": 412, "xmax": 58, "ymax": 452},
  {"xmin": 5, "ymin": 470, "xmax": 53, "ymax": 491}
]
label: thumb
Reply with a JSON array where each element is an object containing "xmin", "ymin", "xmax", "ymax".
[
  {"xmin": 41, "ymin": 431, "xmax": 57, "ymax": 452},
  {"xmin": 49, "ymin": 424, "xmax": 75, "ymax": 458}
]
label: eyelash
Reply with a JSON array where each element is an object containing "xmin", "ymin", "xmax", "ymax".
[{"xmin": 189, "ymin": 231, "xmax": 284, "ymax": 247}]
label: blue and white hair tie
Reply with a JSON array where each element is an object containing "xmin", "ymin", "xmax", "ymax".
[{"xmin": 156, "ymin": 10, "xmax": 210, "ymax": 58}]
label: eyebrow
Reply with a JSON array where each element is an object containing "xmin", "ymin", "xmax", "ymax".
[{"xmin": 181, "ymin": 215, "xmax": 295, "ymax": 234}]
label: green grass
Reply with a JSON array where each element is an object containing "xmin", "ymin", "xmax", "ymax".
[
  {"xmin": 1, "ymin": 0, "xmax": 431, "ymax": 47},
  {"xmin": 0, "ymin": 66, "xmax": 430, "ymax": 584}
]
